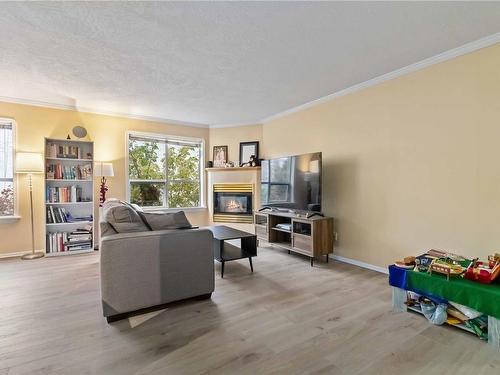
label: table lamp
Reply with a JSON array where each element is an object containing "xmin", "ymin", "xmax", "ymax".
[
  {"xmin": 16, "ymin": 152, "xmax": 44, "ymax": 260},
  {"xmin": 95, "ymin": 162, "xmax": 114, "ymax": 206}
]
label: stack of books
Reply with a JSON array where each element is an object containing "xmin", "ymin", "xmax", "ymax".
[
  {"xmin": 46, "ymin": 229, "xmax": 93, "ymax": 253},
  {"xmin": 65, "ymin": 229, "xmax": 93, "ymax": 252}
]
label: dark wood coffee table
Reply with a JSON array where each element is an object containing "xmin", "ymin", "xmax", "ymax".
[{"xmin": 206, "ymin": 225, "xmax": 257, "ymax": 278}]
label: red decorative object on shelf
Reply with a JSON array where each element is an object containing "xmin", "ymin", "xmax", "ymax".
[
  {"xmin": 99, "ymin": 178, "xmax": 108, "ymax": 207},
  {"xmin": 95, "ymin": 162, "xmax": 114, "ymax": 207}
]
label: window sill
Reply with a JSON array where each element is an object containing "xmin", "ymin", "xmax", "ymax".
[
  {"xmin": 0, "ymin": 215, "xmax": 21, "ymax": 224},
  {"xmin": 142, "ymin": 206, "xmax": 207, "ymax": 213}
]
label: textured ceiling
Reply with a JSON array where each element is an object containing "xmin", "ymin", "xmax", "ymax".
[{"xmin": 1, "ymin": 2, "xmax": 500, "ymax": 126}]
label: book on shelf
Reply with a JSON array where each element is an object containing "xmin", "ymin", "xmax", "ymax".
[
  {"xmin": 46, "ymin": 206, "xmax": 93, "ymax": 224},
  {"xmin": 73, "ymin": 227, "xmax": 92, "ymax": 233},
  {"xmin": 46, "ymin": 163, "xmax": 92, "ymax": 180},
  {"xmin": 67, "ymin": 238, "xmax": 92, "ymax": 244},
  {"xmin": 65, "ymin": 212, "xmax": 93, "ymax": 223},
  {"xmin": 46, "ymin": 206, "xmax": 68, "ymax": 223},
  {"xmin": 46, "ymin": 143, "xmax": 92, "ymax": 160},
  {"xmin": 46, "ymin": 229, "xmax": 93, "ymax": 253},
  {"xmin": 46, "ymin": 186, "xmax": 87, "ymax": 203}
]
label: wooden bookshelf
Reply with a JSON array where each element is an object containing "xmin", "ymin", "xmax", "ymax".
[{"xmin": 44, "ymin": 138, "xmax": 95, "ymax": 256}]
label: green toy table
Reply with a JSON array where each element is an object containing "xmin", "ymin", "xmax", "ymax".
[
  {"xmin": 406, "ymin": 270, "xmax": 500, "ymax": 320},
  {"xmin": 389, "ymin": 266, "xmax": 500, "ymax": 349}
]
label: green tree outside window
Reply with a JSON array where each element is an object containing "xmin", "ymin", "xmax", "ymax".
[{"xmin": 128, "ymin": 137, "xmax": 201, "ymax": 208}]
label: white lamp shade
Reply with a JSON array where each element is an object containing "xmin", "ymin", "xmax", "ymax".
[
  {"xmin": 15, "ymin": 152, "xmax": 44, "ymax": 174},
  {"xmin": 95, "ymin": 162, "xmax": 114, "ymax": 177}
]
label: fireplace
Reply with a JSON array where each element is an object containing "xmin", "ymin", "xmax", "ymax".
[
  {"xmin": 215, "ymin": 194, "xmax": 252, "ymax": 214},
  {"xmin": 213, "ymin": 183, "xmax": 253, "ymax": 223}
]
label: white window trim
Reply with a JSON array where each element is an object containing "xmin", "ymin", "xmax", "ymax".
[
  {"xmin": 125, "ymin": 130, "xmax": 206, "ymax": 211},
  {"xmin": 0, "ymin": 117, "xmax": 20, "ymax": 223}
]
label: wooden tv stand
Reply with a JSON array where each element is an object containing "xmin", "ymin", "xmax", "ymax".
[{"xmin": 254, "ymin": 210, "xmax": 334, "ymax": 266}]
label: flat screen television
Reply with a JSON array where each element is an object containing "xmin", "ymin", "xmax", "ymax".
[{"xmin": 260, "ymin": 152, "xmax": 322, "ymax": 213}]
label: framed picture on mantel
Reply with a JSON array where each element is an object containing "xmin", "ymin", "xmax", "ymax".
[
  {"xmin": 213, "ymin": 145, "xmax": 228, "ymax": 167},
  {"xmin": 239, "ymin": 141, "xmax": 259, "ymax": 166}
]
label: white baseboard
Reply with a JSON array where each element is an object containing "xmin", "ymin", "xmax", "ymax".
[
  {"xmin": 0, "ymin": 250, "xmax": 46, "ymax": 259},
  {"xmin": 330, "ymin": 254, "xmax": 388, "ymax": 274},
  {"xmin": 0, "ymin": 251, "xmax": 26, "ymax": 259}
]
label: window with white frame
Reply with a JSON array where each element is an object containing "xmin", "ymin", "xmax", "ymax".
[
  {"xmin": 127, "ymin": 132, "xmax": 203, "ymax": 209},
  {"xmin": 0, "ymin": 119, "xmax": 15, "ymax": 216}
]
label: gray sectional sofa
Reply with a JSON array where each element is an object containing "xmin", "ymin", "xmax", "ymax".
[{"xmin": 99, "ymin": 200, "xmax": 214, "ymax": 322}]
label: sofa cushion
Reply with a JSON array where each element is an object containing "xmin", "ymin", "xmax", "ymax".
[
  {"xmin": 100, "ymin": 221, "xmax": 118, "ymax": 237},
  {"xmin": 102, "ymin": 200, "xmax": 150, "ymax": 233},
  {"xmin": 140, "ymin": 211, "xmax": 192, "ymax": 231},
  {"xmin": 121, "ymin": 200, "xmax": 144, "ymax": 212}
]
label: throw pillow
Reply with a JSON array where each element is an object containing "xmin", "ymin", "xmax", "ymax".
[
  {"xmin": 102, "ymin": 200, "xmax": 150, "ymax": 233},
  {"xmin": 120, "ymin": 200, "xmax": 144, "ymax": 213},
  {"xmin": 140, "ymin": 211, "xmax": 192, "ymax": 231}
]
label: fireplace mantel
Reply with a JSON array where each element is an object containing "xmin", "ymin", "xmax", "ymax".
[
  {"xmin": 206, "ymin": 167, "xmax": 261, "ymax": 172},
  {"xmin": 207, "ymin": 166, "xmax": 261, "ymax": 226}
]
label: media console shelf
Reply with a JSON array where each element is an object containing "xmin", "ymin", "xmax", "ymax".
[{"xmin": 254, "ymin": 211, "xmax": 334, "ymax": 266}]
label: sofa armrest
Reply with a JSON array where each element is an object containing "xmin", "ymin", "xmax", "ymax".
[{"xmin": 100, "ymin": 228, "xmax": 214, "ymax": 317}]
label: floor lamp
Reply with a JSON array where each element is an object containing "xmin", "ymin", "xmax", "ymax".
[{"xmin": 16, "ymin": 152, "xmax": 44, "ymax": 260}]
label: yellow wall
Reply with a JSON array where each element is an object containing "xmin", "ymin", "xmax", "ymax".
[
  {"xmin": 209, "ymin": 124, "xmax": 263, "ymax": 165},
  {"xmin": 262, "ymin": 43, "xmax": 500, "ymax": 267},
  {"xmin": 0, "ymin": 102, "xmax": 209, "ymax": 255},
  {"xmin": 2, "ymin": 43, "xmax": 499, "ymax": 267}
]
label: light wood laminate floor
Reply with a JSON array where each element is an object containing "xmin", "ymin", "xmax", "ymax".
[{"xmin": 0, "ymin": 246, "xmax": 497, "ymax": 375}]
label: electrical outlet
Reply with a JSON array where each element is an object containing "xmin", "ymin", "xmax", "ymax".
[{"xmin": 334, "ymin": 232, "xmax": 338, "ymax": 241}]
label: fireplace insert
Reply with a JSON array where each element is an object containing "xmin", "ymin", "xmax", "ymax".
[{"xmin": 214, "ymin": 192, "xmax": 253, "ymax": 215}]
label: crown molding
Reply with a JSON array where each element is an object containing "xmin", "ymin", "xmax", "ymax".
[
  {"xmin": 209, "ymin": 121, "xmax": 262, "ymax": 129},
  {"xmin": 260, "ymin": 32, "xmax": 500, "ymax": 124},
  {"xmin": 0, "ymin": 96, "xmax": 210, "ymax": 129}
]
